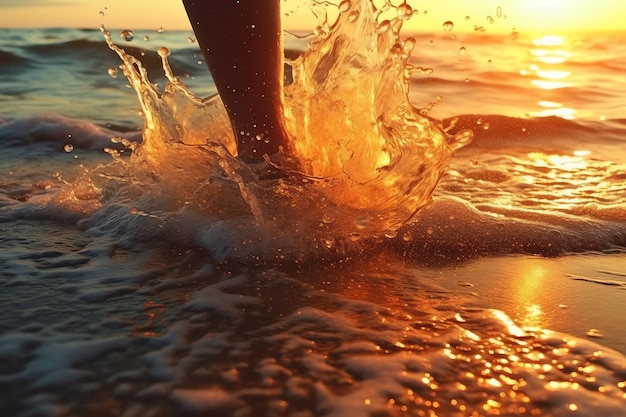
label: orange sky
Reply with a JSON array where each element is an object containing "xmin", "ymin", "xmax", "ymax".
[{"xmin": 1, "ymin": 0, "xmax": 625, "ymax": 34}]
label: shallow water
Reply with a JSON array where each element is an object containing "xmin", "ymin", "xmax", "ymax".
[
  {"xmin": 1, "ymin": 221, "xmax": 626, "ymax": 416},
  {"xmin": 1, "ymin": 1, "xmax": 626, "ymax": 415}
]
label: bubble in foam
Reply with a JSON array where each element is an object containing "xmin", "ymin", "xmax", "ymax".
[{"xmin": 120, "ymin": 29, "xmax": 134, "ymax": 42}]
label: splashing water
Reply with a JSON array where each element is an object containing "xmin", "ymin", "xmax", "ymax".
[{"xmin": 98, "ymin": 0, "xmax": 471, "ymax": 260}]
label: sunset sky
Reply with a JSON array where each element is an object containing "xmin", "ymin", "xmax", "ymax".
[{"xmin": 1, "ymin": 0, "xmax": 625, "ymax": 35}]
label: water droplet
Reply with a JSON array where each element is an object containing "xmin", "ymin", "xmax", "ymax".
[
  {"xmin": 459, "ymin": 46, "xmax": 466, "ymax": 54},
  {"xmin": 158, "ymin": 47, "xmax": 171, "ymax": 58},
  {"xmin": 465, "ymin": 15, "xmax": 470, "ymax": 21},
  {"xmin": 120, "ymin": 29, "xmax": 134, "ymax": 42},
  {"xmin": 496, "ymin": 6, "xmax": 503, "ymax": 18},
  {"xmin": 157, "ymin": 26, "xmax": 165, "ymax": 33},
  {"xmin": 377, "ymin": 20, "xmax": 391, "ymax": 34},
  {"xmin": 99, "ymin": 10, "xmax": 105, "ymax": 17},
  {"xmin": 144, "ymin": 35, "xmax": 150, "ymax": 41},
  {"xmin": 483, "ymin": 122, "xmax": 490, "ymax": 130},
  {"xmin": 64, "ymin": 144, "xmax": 74, "ymax": 153},
  {"xmin": 427, "ymin": 226, "xmax": 434, "ymax": 235},
  {"xmin": 397, "ymin": 2, "xmax": 413, "ymax": 20},
  {"xmin": 486, "ymin": 15, "xmax": 494, "ymax": 24},
  {"xmin": 188, "ymin": 36, "xmax": 196, "ymax": 43},
  {"xmin": 338, "ymin": 0, "xmax": 351, "ymax": 13},
  {"xmin": 443, "ymin": 21, "xmax": 454, "ymax": 32},
  {"xmin": 107, "ymin": 66, "xmax": 119, "ymax": 78}
]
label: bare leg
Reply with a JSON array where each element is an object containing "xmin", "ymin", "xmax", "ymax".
[{"xmin": 182, "ymin": 0, "xmax": 291, "ymax": 162}]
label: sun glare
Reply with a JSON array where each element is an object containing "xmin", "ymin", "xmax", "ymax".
[{"xmin": 516, "ymin": 34, "xmax": 580, "ymax": 118}]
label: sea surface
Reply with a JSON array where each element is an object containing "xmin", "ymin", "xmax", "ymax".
[{"xmin": 1, "ymin": 11, "xmax": 626, "ymax": 417}]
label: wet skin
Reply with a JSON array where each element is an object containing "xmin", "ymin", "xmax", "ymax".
[{"xmin": 182, "ymin": 0, "xmax": 292, "ymax": 162}]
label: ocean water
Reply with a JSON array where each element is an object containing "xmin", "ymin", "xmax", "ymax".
[{"xmin": 1, "ymin": 1, "xmax": 626, "ymax": 415}]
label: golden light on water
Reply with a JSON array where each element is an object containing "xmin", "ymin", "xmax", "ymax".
[
  {"xmin": 524, "ymin": 35, "xmax": 577, "ymax": 119},
  {"xmin": 533, "ymin": 35, "xmax": 565, "ymax": 47},
  {"xmin": 528, "ymin": 152, "xmax": 588, "ymax": 171},
  {"xmin": 508, "ymin": 260, "xmax": 547, "ymax": 330}
]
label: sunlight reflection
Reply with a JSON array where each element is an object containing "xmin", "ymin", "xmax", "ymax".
[
  {"xmin": 510, "ymin": 259, "xmax": 546, "ymax": 330},
  {"xmin": 525, "ymin": 35, "xmax": 576, "ymax": 118},
  {"xmin": 535, "ymin": 100, "xmax": 576, "ymax": 118},
  {"xmin": 533, "ymin": 35, "xmax": 564, "ymax": 47},
  {"xmin": 528, "ymin": 152, "xmax": 588, "ymax": 171},
  {"xmin": 536, "ymin": 70, "xmax": 571, "ymax": 80}
]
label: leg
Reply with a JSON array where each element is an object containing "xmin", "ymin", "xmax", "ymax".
[{"xmin": 182, "ymin": 0, "xmax": 291, "ymax": 162}]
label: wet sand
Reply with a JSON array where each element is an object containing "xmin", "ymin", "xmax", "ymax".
[{"xmin": 425, "ymin": 252, "xmax": 626, "ymax": 354}]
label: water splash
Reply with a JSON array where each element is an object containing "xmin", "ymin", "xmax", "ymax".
[{"xmin": 99, "ymin": 0, "xmax": 472, "ymax": 258}]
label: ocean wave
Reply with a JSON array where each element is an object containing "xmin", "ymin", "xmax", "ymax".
[
  {"xmin": 0, "ymin": 114, "xmax": 140, "ymax": 148},
  {"xmin": 445, "ymin": 114, "xmax": 595, "ymax": 148},
  {"xmin": 0, "ymin": 49, "xmax": 31, "ymax": 70}
]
